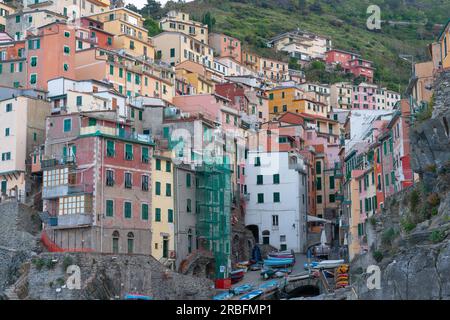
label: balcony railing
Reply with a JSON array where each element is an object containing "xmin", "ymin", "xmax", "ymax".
[
  {"xmin": 80, "ymin": 125, "xmax": 153, "ymax": 144},
  {"xmin": 41, "ymin": 156, "xmax": 76, "ymax": 169},
  {"xmin": 46, "ymin": 213, "xmax": 93, "ymax": 229},
  {"xmin": 42, "ymin": 183, "xmax": 92, "ymax": 199}
]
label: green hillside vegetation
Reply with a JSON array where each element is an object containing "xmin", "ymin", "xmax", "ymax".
[{"xmin": 138, "ymin": 0, "xmax": 448, "ymax": 92}]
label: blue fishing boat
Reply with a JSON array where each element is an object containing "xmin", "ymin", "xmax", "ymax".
[
  {"xmin": 124, "ymin": 293, "xmax": 152, "ymax": 300},
  {"xmin": 232, "ymin": 283, "xmax": 253, "ymax": 295},
  {"xmin": 213, "ymin": 292, "xmax": 234, "ymax": 300},
  {"xmin": 239, "ymin": 290, "xmax": 264, "ymax": 300},
  {"xmin": 264, "ymin": 258, "xmax": 294, "ymax": 267},
  {"xmin": 259, "ymin": 280, "xmax": 279, "ymax": 293}
]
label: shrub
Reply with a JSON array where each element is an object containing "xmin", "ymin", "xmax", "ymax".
[
  {"xmin": 381, "ymin": 227, "xmax": 397, "ymax": 246},
  {"xmin": 410, "ymin": 189, "xmax": 420, "ymax": 212},
  {"xmin": 429, "ymin": 230, "xmax": 446, "ymax": 243},
  {"xmin": 427, "ymin": 193, "xmax": 440, "ymax": 207},
  {"xmin": 62, "ymin": 256, "xmax": 73, "ymax": 271},
  {"xmin": 32, "ymin": 258, "xmax": 45, "ymax": 271},
  {"xmin": 372, "ymin": 250, "xmax": 383, "ymax": 263},
  {"xmin": 44, "ymin": 259, "xmax": 57, "ymax": 269},
  {"xmin": 56, "ymin": 277, "xmax": 66, "ymax": 287},
  {"xmin": 431, "ymin": 207, "xmax": 439, "ymax": 216},
  {"xmin": 401, "ymin": 219, "xmax": 416, "ymax": 233}
]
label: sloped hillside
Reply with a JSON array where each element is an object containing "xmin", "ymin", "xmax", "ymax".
[{"xmin": 151, "ymin": 0, "xmax": 447, "ymax": 91}]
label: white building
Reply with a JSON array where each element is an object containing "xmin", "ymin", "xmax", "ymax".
[
  {"xmin": 245, "ymin": 151, "xmax": 308, "ymax": 253},
  {"xmin": 47, "ymin": 77, "xmax": 127, "ymax": 119}
]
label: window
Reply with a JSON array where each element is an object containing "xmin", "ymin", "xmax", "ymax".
[
  {"xmin": 170, "ymin": 48, "xmax": 175, "ymax": 58},
  {"xmin": 329, "ymin": 176, "xmax": 335, "ymax": 189},
  {"xmin": 5, "ymin": 128, "xmax": 9, "ymax": 137},
  {"xmin": 5, "ymin": 103, "xmax": 12, "ymax": 112},
  {"xmin": 166, "ymin": 161, "xmax": 171, "ymax": 172},
  {"xmin": 124, "ymin": 172, "xmax": 132, "ymax": 189},
  {"xmin": 155, "ymin": 181, "xmax": 161, "ymax": 195},
  {"xmin": 1, "ymin": 152, "xmax": 11, "ymax": 161},
  {"xmin": 106, "ymin": 170, "xmax": 114, "ymax": 186},
  {"xmin": 257, "ymin": 175, "xmax": 263, "ymax": 185},
  {"xmin": 155, "ymin": 159, "xmax": 162, "ymax": 171},
  {"xmin": 30, "ymin": 74, "xmax": 37, "ymax": 85},
  {"xmin": 124, "ymin": 201, "xmax": 132, "ymax": 219},
  {"xmin": 142, "ymin": 175, "xmax": 149, "ymax": 191},
  {"xmin": 155, "ymin": 208, "xmax": 161, "ymax": 222},
  {"xmin": 257, "ymin": 193, "xmax": 264, "ymax": 203},
  {"xmin": 165, "ymin": 183, "xmax": 171, "ymax": 196},
  {"xmin": 254, "ymin": 156, "xmax": 261, "ymax": 167},
  {"xmin": 63, "ymin": 119, "xmax": 72, "ymax": 132},
  {"xmin": 317, "ymin": 195, "xmax": 323, "ymax": 204},
  {"xmin": 168, "ymin": 209, "xmax": 174, "ymax": 223},
  {"xmin": 187, "ymin": 199, "xmax": 192, "ymax": 212},
  {"xmin": 272, "ymin": 215, "xmax": 279, "ymax": 226},
  {"xmin": 76, "ymin": 96, "xmax": 82, "ymax": 106},
  {"xmin": 106, "ymin": 200, "xmax": 114, "ymax": 217},
  {"xmin": 141, "ymin": 147, "xmax": 149, "ymax": 163},
  {"xmin": 273, "ymin": 192, "xmax": 280, "ymax": 203},
  {"xmin": 30, "ymin": 56, "xmax": 37, "ymax": 67},
  {"xmin": 316, "ymin": 161, "xmax": 322, "ymax": 174},
  {"xmin": 125, "ymin": 144, "xmax": 133, "ymax": 160},
  {"xmin": 141, "ymin": 203, "xmax": 149, "ymax": 220},
  {"xmin": 385, "ymin": 173, "xmax": 390, "ymax": 187},
  {"xmin": 316, "ymin": 177, "xmax": 322, "ymax": 190},
  {"xmin": 329, "ymin": 194, "xmax": 336, "ymax": 203},
  {"xmin": 186, "ymin": 173, "xmax": 191, "ymax": 187},
  {"xmin": 63, "ymin": 46, "xmax": 70, "ymax": 54},
  {"xmin": 106, "ymin": 140, "xmax": 115, "ymax": 157}
]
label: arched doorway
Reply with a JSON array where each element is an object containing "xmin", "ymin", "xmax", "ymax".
[
  {"xmin": 192, "ymin": 264, "xmax": 202, "ymax": 277},
  {"xmin": 246, "ymin": 225, "xmax": 259, "ymax": 243},
  {"xmin": 127, "ymin": 232, "xmax": 134, "ymax": 254},
  {"xmin": 262, "ymin": 230, "xmax": 270, "ymax": 245},
  {"xmin": 112, "ymin": 231, "xmax": 120, "ymax": 254}
]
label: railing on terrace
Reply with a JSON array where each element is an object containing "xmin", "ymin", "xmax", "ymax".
[
  {"xmin": 41, "ymin": 156, "xmax": 76, "ymax": 169},
  {"xmin": 80, "ymin": 125, "xmax": 153, "ymax": 144}
]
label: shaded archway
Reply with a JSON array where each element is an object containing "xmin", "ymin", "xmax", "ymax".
[
  {"xmin": 287, "ymin": 285, "xmax": 320, "ymax": 298},
  {"xmin": 192, "ymin": 264, "xmax": 202, "ymax": 277},
  {"xmin": 246, "ymin": 225, "xmax": 259, "ymax": 243},
  {"xmin": 205, "ymin": 262, "xmax": 215, "ymax": 280}
]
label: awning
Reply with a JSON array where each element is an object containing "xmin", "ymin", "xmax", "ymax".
[{"xmin": 307, "ymin": 215, "xmax": 332, "ymax": 224}]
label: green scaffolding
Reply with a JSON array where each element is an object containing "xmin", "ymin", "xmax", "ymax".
[{"xmin": 195, "ymin": 162, "xmax": 232, "ymax": 280}]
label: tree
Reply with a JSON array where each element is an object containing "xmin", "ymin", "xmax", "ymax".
[
  {"xmin": 202, "ymin": 12, "xmax": 216, "ymax": 32},
  {"xmin": 142, "ymin": 0, "xmax": 162, "ymax": 19},
  {"xmin": 125, "ymin": 4, "xmax": 139, "ymax": 13}
]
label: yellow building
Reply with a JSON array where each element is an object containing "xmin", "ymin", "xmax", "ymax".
[
  {"xmin": 348, "ymin": 171, "xmax": 363, "ymax": 261},
  {"xmin": 268, "ymin": 86, "xmax": 304, "ymax": 117},
  {"xmin": 438, "ymin": 21, "xmax": 450, "ymax": 69},
  {"xmin": 153, "ymin": 31, "xmax": 214, "ymax": 69},
  {"xmin": 88, "ymin": 8, "xmax": 154, "ymax": 58},
  {"xmin": 151, "ymin": 152, "xmax": 175, "ymax": 269},
  {"xmin": 75, "ymin": 47, "xmax": 175, "ymax": 102},
  {"xmin": 175, "ymin": 60, "xmax": 214, "ymax": 94},
  {"xmin": 296, "ymin": 99, "xmax": 328, "ymax": 118},
  {"xmin": 160, "ymin": 11, "xmax": 208, "ymax": 44},
  {"xmin": 0, "ymin": 1, "xmax": 14, "ymax": 32}
]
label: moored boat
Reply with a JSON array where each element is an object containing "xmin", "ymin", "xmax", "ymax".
[
  {"xmin": 239, "ymin": 290, "xmax": 264, "ymax": 300},
  {"xmin": 213, "ymin": 292, "xmax": 234, "ymax": 300},
  {"xmin": 264, "ymin": 258, "xmax": 294, "ymax": 267},
  {"xmin": 232, "ymin": 283, "xmax": 253, "ymax": 295}
]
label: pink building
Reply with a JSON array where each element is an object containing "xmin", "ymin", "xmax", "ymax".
[
  {"xmin": 325, "ymin": 49, "xmax": 375, "ymax": 82},
  {"xmin": 40, "ymin": 112, "xmax": 154, "ymax": 254},
  {"xmin": 28, "ymin": 22, "xmax": 76, "ymax": 91},
  {"xmin": 388, "ymin": 100, "xmax": 414, "ymax": 191},
  {"xmin": 172, "ymin": 93, "xmax": 241, "ymax": 131},
  {"xmin": 208, "ymin": 33, "xmax": 242, "ymax": 63},
  {"xmin": 353, "ymin": 83, "xmax": 378, "ymax": 110}
]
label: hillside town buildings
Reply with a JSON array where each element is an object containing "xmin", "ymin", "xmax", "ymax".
[{"xmin": 0, "ymin": 1, "xmax": 428, "ymax": 291}]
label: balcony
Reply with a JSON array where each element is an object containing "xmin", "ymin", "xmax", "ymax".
[
  {"xmin": 80, "ymin": 125, "xmax": 153, "ymax": 144},
  {"xmin": 41, "ymin": 156, "xmax": 76, "ymax": 170},
  {"xmin": 47, "ymin": 214, "xmax": 93, "ymax": 229},
  {"xmin": 42, "ymin": 183, "xmax": 92, "ymax": 200}
]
